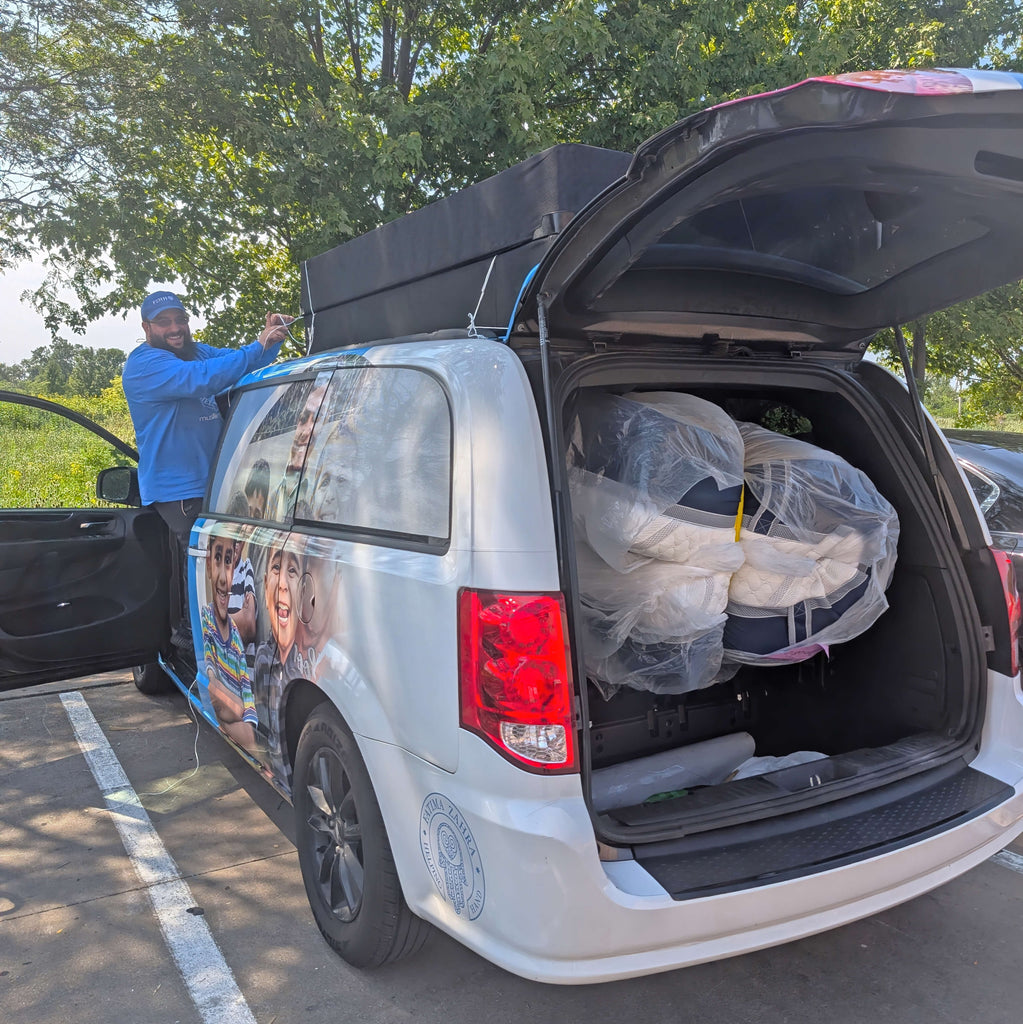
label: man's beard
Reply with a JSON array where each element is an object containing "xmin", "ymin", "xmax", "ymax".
[{"xmin": 151, "ymin": 334, "xmax": 198, "ymax": 360}]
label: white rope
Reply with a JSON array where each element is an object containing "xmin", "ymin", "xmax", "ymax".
[{"xmin": 467, "ymin": 255, "xmax": 498, "ymax": 338}]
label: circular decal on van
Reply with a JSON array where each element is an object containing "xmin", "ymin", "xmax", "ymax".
[{"xmin": 420, "ymin": 793, "xmax": 485, "ymax": 920}]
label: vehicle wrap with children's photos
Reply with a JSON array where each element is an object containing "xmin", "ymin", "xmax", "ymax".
[
  {"xmin": 190, "ymin": 360, "xmax": 453, "ymax": 791},
  {"xmin": 193, "ymin": 522, "xmax": 350, "ymax": 789}
]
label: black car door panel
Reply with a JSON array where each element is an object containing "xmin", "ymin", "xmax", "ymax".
[
  {"xmin": 0, "ymin": 506, "xmax": 170, "ymax": 687},
  {"xmin": 0, "ymin": 392, "xmax": 171, "ymax": 691}
]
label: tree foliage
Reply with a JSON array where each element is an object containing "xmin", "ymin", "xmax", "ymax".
[
  {"xmin": 924, "ymin": 283, "xmax": 1023, "ymax": 424},
  {"xmin": 0, "ymin": 337, "xmax": 126, "ymax": 396},
  {"xmin": 869, "ymin": 279, "xmax": 1023, "ymax": 425},
  {"xmin": 2, "ymin": 0, "xmax": 1021, "ymax": 351}
]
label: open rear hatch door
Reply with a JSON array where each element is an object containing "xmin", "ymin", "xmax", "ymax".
[
  {"xmin": 512, "ymin": 69, "xmax": 1023, "ymax": 354},
  {"xmin": 514, "ymin": 71, "xmax": 1023, "ymax": 873}
]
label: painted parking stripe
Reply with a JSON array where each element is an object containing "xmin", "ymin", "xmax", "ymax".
[
  {"xmin": 61, "ymin": 691, "xmax": 256, "ymax": 1024},
  {"xmin": 992, "ymin": 849, "xmax": 1023, "ymax": 876}
]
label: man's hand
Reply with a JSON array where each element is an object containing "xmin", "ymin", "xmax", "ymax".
[{"xmin": 258, "ymin": 312, "xmax": 296, "ymax": 350}]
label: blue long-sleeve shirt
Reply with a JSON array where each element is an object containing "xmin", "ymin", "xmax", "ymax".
[{"xmin": 122, "ymin": 339, "xmax": 281, "ymax": 506}]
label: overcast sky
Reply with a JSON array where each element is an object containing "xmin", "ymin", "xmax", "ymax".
[{"xmin": 1, "ymin": 258, "xmax": 157, "ymax": 365}]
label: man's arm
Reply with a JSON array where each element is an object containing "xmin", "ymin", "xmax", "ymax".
[
  {"xmin": 123, "ymin": 340, "xmax": 279, "ymax": 402},
  {"xmin": 122, "ymin": 314, "xmax": 293, "ymax": 403}
]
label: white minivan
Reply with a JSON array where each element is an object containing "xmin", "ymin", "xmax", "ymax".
[{"xmin": 13, "ymin": 68, "xmax": 1023, "ymax": 984}]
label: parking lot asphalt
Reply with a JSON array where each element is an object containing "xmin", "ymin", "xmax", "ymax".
[{"xmin": 1, "ymin": 673, "xmax": 1022, "ymax": 1024}]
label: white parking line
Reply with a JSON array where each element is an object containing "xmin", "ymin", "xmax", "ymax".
[
  {"xmin": 61, "ymin": 691, "xmax": 256, "ymax": 1024},
  {"xmin": 992, "ymin": 849, "xmax": 1023, "ymax": 875}
]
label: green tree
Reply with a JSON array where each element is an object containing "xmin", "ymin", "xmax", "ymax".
[
  {"xmin": 923, "ymin": 284, "xmax": 1023, "ymax": 424},
  {"xmin": 22, "ymin": 337, "xmax": 77, "ymax": 394},
  {"xmin": 916, "ymin": 374, "xmax": 963, "ymax": 423},
  {"xmin": 870, "ymin": 282, "xmax": 1023, "ymax": 426},
  {"xmin": 67, "ymin": 345, "xmax": 127, "ymax": 396},
  {"xmin": 0, "ymin": 338, "xmax": 125, "ymax": 396},
  {"xmin": 2, "ymin": 0, "xmax": 1020, "ymax": 348}
]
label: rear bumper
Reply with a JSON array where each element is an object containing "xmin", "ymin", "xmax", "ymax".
[{"xmin": 362, "ymin": 731, "xmax": 1023, "ymax": 984}]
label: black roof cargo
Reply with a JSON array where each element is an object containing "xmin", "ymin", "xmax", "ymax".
[{"xmin": 301, "ymin": 144, "xmax": 631, "ymax": 354}]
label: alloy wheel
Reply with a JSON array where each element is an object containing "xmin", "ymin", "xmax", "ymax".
[{"xmin": 305, "ymin": 747, "xmax": 364, "ymax": 922}]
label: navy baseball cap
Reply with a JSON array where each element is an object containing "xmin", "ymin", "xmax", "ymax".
[{"xmin": 141, "ymin": 291, "xmax": 187, "ymax": 321}]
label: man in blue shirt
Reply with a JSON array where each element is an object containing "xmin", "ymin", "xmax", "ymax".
[{"xmin": 122, "ymin": 290, "xmax": 293, "ymax": 646}]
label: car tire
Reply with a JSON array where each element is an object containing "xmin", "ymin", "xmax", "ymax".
[
  {"xmin": 294, "ymin": 705, "xmax": 430, "ymax": 968},
  {"xmin": 132, "ymin": 661, "xmax": 174, "ymax": 695}
]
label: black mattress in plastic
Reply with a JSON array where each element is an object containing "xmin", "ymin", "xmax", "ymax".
[{"xmin": 302, "ymin": 144, "xmax": 631, "ymax": 352}]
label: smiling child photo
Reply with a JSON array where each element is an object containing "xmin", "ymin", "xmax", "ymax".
[{"xmin": 201, "ymin": 525, "xmax": 259, "ymax": 749}]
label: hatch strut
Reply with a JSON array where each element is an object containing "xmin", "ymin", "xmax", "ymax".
[
  {"xmin": 536, "ymin": 291, "xmax": 571, "ymax": 569},
  {"xmin": 536, "ymin": 291, "xmax": 590, "ymax": 738},
  {"xmin": 893, "ymin": 325, "xmax": 960, "ymax": 538},
  {"xmin": 537, "ymin": 294, "xmax": 559, "ymax": 452}
]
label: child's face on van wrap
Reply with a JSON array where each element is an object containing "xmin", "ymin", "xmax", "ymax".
[
  {"xmin": 206, "ymin": 535, "xmax": 235, "ymax": 634},
  {"xmin": 265, "ymin": 543, "xmax": 301, "ymax": 658},
  {"xmin": 299, "ymin": 547, "xmax": 341, "ymax": 655}
]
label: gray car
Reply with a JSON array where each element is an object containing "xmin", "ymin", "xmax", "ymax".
[{"xmin": 947, "ymin": 429, "xmax": 1023, "ymax": 577}]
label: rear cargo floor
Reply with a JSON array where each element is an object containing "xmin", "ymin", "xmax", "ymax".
[{"xmin": 601, "ymin": 732, "xmax": 961, "ymax": 837}]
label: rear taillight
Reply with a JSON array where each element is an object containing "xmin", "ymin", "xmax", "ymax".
[
  {"xmin": 992, "ymin": 548, "xmax": 1021, "ymax": 677},
  {"xmin": 458, "ymin": 589, "xmax": 578, "ymax": 773}
]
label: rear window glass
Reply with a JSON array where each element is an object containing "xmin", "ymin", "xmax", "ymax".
[
  {"xmin": 631, "ymin": 187, "xmax": 988, "ymax": 295},
  {"xmin": 300, "ymin": 367, "xmax": 451, "ymax": 544},
  {"xmin": 960, "ymin": 462, "xmax": 1023, "ymax": 534}
]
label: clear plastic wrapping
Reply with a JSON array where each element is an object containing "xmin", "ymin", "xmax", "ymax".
[
  {"xmin": 568, "ymin": 392, "xmax": 745, "ymax": 695},
  {"xmin": 568, "ymin": 391, "xmax": 901, "ymax": 696},
  {"xmin": 568, "ymin": 391, "xmax": 745, "ymax": 572},
  {"xmin": 575, "ymin": 541, "xmax": 738, "ymax": 646},
  {"xmin": 723, "ymin": 421, "xmax": 900, "ymax": 665},
  {"xmin": 579, "ymin": 609, "xmax": 726, "ymax": 698}
]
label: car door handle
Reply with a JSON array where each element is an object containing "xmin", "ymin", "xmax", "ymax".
[{"xmin": 79, "ymin": 520, "xmax": 111, "ymax": 532}]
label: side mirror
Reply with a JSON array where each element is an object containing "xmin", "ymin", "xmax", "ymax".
[{"xmin": 96, "ymin": 466, "xmax": 141, "ymax": 506}]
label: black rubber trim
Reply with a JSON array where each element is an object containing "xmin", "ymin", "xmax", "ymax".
[{"xmin": 634, "ymin": 764, "xmax": 1012, "ymax": 900}]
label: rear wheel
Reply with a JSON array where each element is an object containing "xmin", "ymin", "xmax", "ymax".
[
  {"xmin": 132, "ymin": 661, "xmax": 174, "ymax": 695},
  {"xmin": 293, "ymin": 705, "xmax": 430, "ymax": 968}
]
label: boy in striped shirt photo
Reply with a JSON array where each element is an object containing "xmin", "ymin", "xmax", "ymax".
[
  {"xmin": 225, "ymin": 491, "xmax": 257, "ymax": 672},
  {"xmin": 201, "ymin": 525, "xmax": 259, "ymax": 749}
]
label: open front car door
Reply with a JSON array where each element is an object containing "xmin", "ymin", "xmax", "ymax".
[{"xmin": 0, "ymin": 390, "xmax": 170, "ymax": 691}]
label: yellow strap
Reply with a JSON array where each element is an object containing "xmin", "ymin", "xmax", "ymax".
[{"xmin": 734, "ymin": 485, "xmax": 745, "ymax": 541}]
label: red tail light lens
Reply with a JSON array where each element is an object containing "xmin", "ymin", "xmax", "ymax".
[
  {"xmin": 992, "ymin": 549, "xmax": 1021, "ymax": 677},
  {"xmin": 458, "ymin": 589, "xmax": 578, "ymax": 773}
]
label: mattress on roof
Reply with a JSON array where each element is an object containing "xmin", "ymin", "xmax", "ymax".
[{"xmin": 301, "ymin": 144, "xmax": 631, "ymax": 353}]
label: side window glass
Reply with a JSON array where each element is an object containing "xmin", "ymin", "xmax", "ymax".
[
  {"xmin": 209, "ymin": 373, "xmax": 331, "ymax": 522},
  {"xmin": 960, "ymin": 463, "xmax": 999, "ymax": 516},
  {"xmin": 0, "ymin": 399, "xmax": 133, "ymax": 509},
  {"xmin": 302, "ymin": 367, "xmax": 451, "ymax": 542}
]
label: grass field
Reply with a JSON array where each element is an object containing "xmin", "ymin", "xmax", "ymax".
[
  {"xmin": 933, "ymin": 416, "xmax": 1023, "ymax": 433},
  {"xmin": 4, "ymin": 386, "xmax": 1022, "ymax": 509},
  {"xmin": 1, "ymin": 391, "xmax": 135, "ymax": 508}
]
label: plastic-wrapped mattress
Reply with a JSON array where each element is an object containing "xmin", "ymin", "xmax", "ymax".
[
  {"xmin": 568, "ymin": 391, "xmax": 745, "ymax": 695},
  {"xmin": 723, "ymin": 421, "xmax": 900, "ymax": 665},
  {"xmin": 568, "ymin": 391, "xmax": 745, "ymax": 572},
  {"xmin": 568, "ymin": 395, "xmax": 900, "ymax": 694}
]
